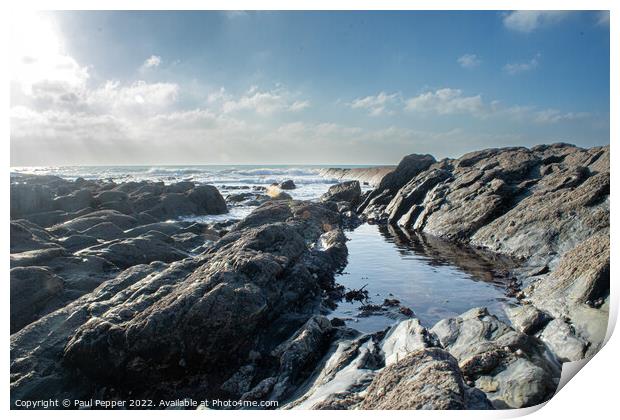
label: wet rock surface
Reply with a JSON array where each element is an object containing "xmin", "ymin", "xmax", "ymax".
[
  {"xmin": 10, "ymin": 199, "xmax": 349, "ymax": 408},
  {"xmin": 9, "ymin": 175, "xmax": 230, "ymax": 331}
]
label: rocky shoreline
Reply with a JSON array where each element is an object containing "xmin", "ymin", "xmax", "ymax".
[{"xmin": 10, "ymin": 143, "xmax": 609, "ymax": 410}]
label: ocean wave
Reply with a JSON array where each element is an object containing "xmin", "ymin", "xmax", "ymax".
[{"xmin": 233, "ymin": 167, "xmax": 320, "ymax": 177}]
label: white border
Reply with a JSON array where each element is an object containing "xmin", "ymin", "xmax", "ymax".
[{"xmin": 2, "ymin": 1, "xmax": 616, "ymax": 419}]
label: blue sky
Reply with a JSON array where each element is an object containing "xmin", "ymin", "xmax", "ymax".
[{"xmin": 10, "ymin": 10, "xmax": 610, "ymax": 165}]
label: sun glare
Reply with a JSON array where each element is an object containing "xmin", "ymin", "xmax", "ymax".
[{"xmin": 11, "ymin": 11, "xmax": 87, "ymax": 92}]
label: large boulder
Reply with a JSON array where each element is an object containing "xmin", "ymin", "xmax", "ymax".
[
  {"xmin": 53, "ymin": 189, "xmax": 93, "ymax": 213},
  {"xmin": 279, "ymin": 180, "xmax": 296, "ymax": 190},
  {"xmin": 187, "ymin": 185, "xmax": 228, "ymax": 214},
  {"xmin": 321, "ymin": 181, "xmax": 362, "ymax": 206}
]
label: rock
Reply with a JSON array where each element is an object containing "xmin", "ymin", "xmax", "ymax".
[
  {"xmin": 80, "ymin": 222, "xmax": 125, "ymax": 241},
  {"xmin": 284, "ymin": 332, "xmax": 380, "ymax": 409},
  {"xmin": 10, "ymin": 267, "xmax": 64, "ymax": 333},
  {"xmin": 53, "ymin": 210, "xmax": 138, "ymax": 233},
  {"xmin": 430, "ymin": 307, "xmax": 558, "ymax": 408},
  {"xmin": 165, "ymin": 181, "xmax": 195, "ymax": 194},
  {"xmin": 10, "ymin": 183, "xmax": 55, "ymax": 218},
  {"xmin": 358, "ymin": 155, "xmax": 436, "ymax": 215},
  {"xmin": 268, "ymin": 316, "xmax": 334, "ymax": 401},
  {"xmin": 11, "ymin": 247, "xmax": 68, "ymax": 268},
  {"xmin": 58, "ymin": 235, "xmax": 100, "ymax": 252},
  {"xmin": 95, "ymin": 190, "xmax": 128, "ymax": 204},
  {"xmin": 187, "ymin": 185, "xmax": 228, "ymax": 214},
  {"xmin": 321, "ymin": 181, "xmax": 361, "ymax": 205},
  {"xmin": 381, "ymin": 318, "xmax": 439, "ymax": 366},
  {"xmin": 506, "ymin": 304, "xmax": 551, "ymax": 335},
  {"xmin": 171, "ymin": 232, "xmax": 206, "ymax": 252},
  {"xmin": 53, "ymin": 189, "xmax": 93, "ymax": 212},
  {"xmin": 77, "ymin": 235, "xmax": 188, "ymax": 268},
  {"xmin": 538, "ymin": 319, "xmax": 587, "ymax": 362},
  {"xmin": 279, "ymin": 180, "xmax": 296, "ymax": 190},
  {"xmin": 20, "ymin": 200, "xmax": 347, "ymax": 405},
  {"xmin": 23, "ymin": 210, "xmax": 69, "ymax": 227},
  {"xmin": 531, "ymin": 234, "xmax": 609, "ymax": 308},
  {"xmin": 145, "ymin": 186, "xmax": 227, "ymax": 219},
  {"xmin": 10, "ymin": 220, "xmax": 58, "ymax": 253},
  {"xmin": 360, "ymin": 348, "xmax": 473, "ymax": 409}
]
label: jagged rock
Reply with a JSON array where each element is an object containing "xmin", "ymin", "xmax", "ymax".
[
  {"xmin": 360, "ymin": 348, "xmax": 473, "ymax": 409},
  {"xmin": 8, "ymin": 200, "xmax": 348, "ymax": 406},
  {"xmin": 268, "ymin": 316, "xmax": 335, "ymax": 401},
  {"xmin": 358, "ymin": 154, "xmax": 436, "ymax": 214},
  {"xmin": 321, "ymin": 181, "xmax": 361, "ymax": 205},
  {"xmin": 380, "ymin": 318, "xmax": 439, "ymax": 366},
  {"xmin": 23, "ymin": 210, "xmax": 69, "ymax": 227},
  {"xmin": 430, "ymin": 307, "xmax": 558, "ymax": 408},
  {"xmin": 10, "ymin": 267, "xmax": 64, "ymax": 333}
]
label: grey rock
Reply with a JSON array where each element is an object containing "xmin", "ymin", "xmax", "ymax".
[
  {"xmin": 10, "ymin": 267, "xmax": 64, "ymax": 333},
  {"xmin": 430, "ymin": 307, "xmax": 558, "ymax": 408},
  {"xmin": 506, "ymin": 305, "xmax": 551, "ymax": 335},
  {"xmin": 321, "ymin": 181, "xmax": 361, "ymax": 205},
  {"xmin": 53, "ymin": 189, "xmax": 93, "ymax": 213},
  {"xmin": 279, "ymin": 180, "xmax": 296, "ymax": 190},
  {"xmin": 538, "ymin": 319, "xmax": 587, "ymax": 362},
  {"xmin": 80, "ymin": 222, "xmax": 125, "ymax": 241},
  {"xmin": 360, "ymin": 348, "xmax": 472, "ymax": 410}
]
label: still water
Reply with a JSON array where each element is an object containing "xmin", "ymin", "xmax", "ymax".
[{"xmin": 331, "ymin": 223, "xmax": 518, "ymax": 333}]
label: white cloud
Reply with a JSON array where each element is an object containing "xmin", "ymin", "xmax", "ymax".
[
  {"xmin": 457, "ymin": 54, "xmax": 481, "ymax": 69},
  {"xmin": 141, "ymin": 55, "xmax": 162, "ymax": 70},
  {"xmin": 214, "ymin": 86, "xmax": 310, "ymax": 115},
  {"xmin": 89, "ymin": 81, "xmax": 178, "ymax": 109},
  {"xmin": 597, "ymin": 11, "xmax": 610, "ymax": 26},
  {"xmin": 289, "ymin": 100, "xmax": 311, "ymax": 112},
  {"xmin": 405, "ymin": 88, "xmax": 485, "ymax": 117},
  {"xmin": 503, "ymin": 11, "xmax": 570, "ymax": 33},
  {"xmin": 504, "ymin": 54, "xmax": 540, "ymax": 75},
  {"xmin": 533, "ymin": 109, "xmax": 590, "ymax": 124},
  {"xmin": 349, "ymin": 91, "xmax": 400, "ymax": 116}
]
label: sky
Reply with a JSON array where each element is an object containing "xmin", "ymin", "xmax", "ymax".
[{"xmin": 9, "ymin": 10, "xmax": 610, "ymax": 166}]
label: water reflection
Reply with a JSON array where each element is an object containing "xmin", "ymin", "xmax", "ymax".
[{"xmin": 331, "ymin": 223, "xmax": 518, "ymax": 333}]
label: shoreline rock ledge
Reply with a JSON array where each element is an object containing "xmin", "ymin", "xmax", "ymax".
[{"xmin": 346, "ymin": 143, "xmax": 609, "ymax": 400}]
